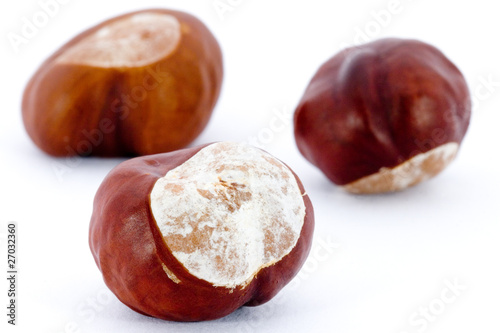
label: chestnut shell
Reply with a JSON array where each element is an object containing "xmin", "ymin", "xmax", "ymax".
[
  {"xmin": 22, "ymin": 9, "xmax": 223, "ymax": 157},
  {"xmin": 88, "ymin": 144, "xmax": 314, "ymax": 321},
  {"xmin": 294, "ymin": 38, "xmax": 471, "ymax": 187}
]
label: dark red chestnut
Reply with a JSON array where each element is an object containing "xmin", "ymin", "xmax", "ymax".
[
  {"xmin": 294, "ymin": 38, "xmax": 471, "ymax": 193},
  {"xmin": 89, "ymin": 142, "xmax": 314, "ymax": 321},
  {"xmin": 22, "ymin": 9, "xmax": 223, "ymax": 157}
]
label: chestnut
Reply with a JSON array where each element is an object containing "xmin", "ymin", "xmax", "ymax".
[
  {"xmin": 89, "ymin": 142, "xmax": 314, "ymax": 321},
  {"xmin": 22, "ymin": 9, "xmax": 223, "ymax": 157},
  {"xmin": 294, "ymin": 38, "xmax": 471, "ymax": 193}
]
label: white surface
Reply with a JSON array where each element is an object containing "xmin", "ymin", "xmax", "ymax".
[
  {"xmin": 57, "ymin": 12, "xmax": 182, "ymax": 68},
  {"xmin": 1, "ymin": 0, "xmax": 499, "ymax": 332},
  {"xmin": 343, "ymin": 143, "xmax": 459, "ymax": 193},
  {"xmin": 151, "ymin": 142, "xmax": 306, "ymax": 289}
]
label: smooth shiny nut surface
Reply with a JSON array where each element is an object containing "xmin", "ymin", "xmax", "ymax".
[
  {"xmin": 22, "ymin": 9, "xmax": 223, "ymax": 157},
  {"xmin": 89, "ymin": 142, "xmax": 314, "ymax": 321},
  {"xmin": 294, "ymin": 38, "xmax": 471, "ymax": 193}
]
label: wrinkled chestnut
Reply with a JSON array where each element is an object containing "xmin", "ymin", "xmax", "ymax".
[
  {"xmin": 294, "ymin": 38, "xmax": 471, "ymax": 193},
  {"xmin": 22, "ymin": 9, "xmax": 223, "ymax": 157},
  {"xmin": 89, "ymin": 142, "xmax": 314, "ymax": 321}
]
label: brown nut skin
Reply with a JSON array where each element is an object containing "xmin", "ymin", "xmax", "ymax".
[
  {"xmin": 89, "ymin": 143, "xmax": 314, "ymax": 321},
  {"xmin": 22, "ymin": 9, "xmax": 223, "ymax": 157},
  {"xmin": 294, "ymin": 38, "xmax": 471, "ymax": 193}
]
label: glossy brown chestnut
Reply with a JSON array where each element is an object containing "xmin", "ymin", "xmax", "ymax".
[
  {"xmin": 89, "ymin": 142, "xmax": 314, "ymax": 321},
  {"xmin": 294, "ymin": 38, "xmax": 471, "ymax": 193},
  {"xmin": 22, "ymin": 9, "xmax": 223, "ymax": 157}
]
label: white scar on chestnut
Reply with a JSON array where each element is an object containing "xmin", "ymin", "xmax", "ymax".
[
  {"xmin": 56, "ymin": 13, "xmax": 181, "ymax": 68},
  {"xmin": 343, "ymin": 143, "xmax": 459, "ymax": 194},
  {"xmin": 150, "ymin": 142, "xmax": 306, "ymax": 289}
]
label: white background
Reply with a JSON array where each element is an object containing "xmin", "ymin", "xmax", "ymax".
[{"xmin": 1, "ymin": 0, "xmax": 500, "ymax": 332}]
